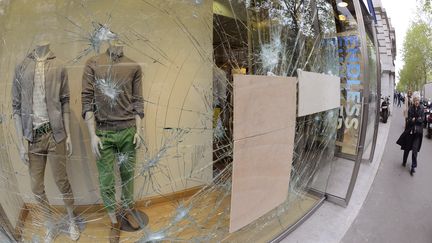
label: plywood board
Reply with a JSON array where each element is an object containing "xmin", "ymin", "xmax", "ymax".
[
  {"xmin": 230, "ymin": 75, "xmax": 296, "ymax": 233},
  {"xmin": 297, "ymin": 69, "xmax": 340, "ymax": 117},
  {"xmin": 233, "ymin": 75, "xmax": 297, "ymax": 140}
]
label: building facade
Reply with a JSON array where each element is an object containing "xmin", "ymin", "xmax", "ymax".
[
  {"xmin": 373, "ymin": 0, "xmax": 397, "ymax": 110},
  {"xmin": 0, "ymin": 0, "xmax": 381, "ymax": 242}
]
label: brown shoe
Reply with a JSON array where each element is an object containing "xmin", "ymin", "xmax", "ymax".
[
  {"xmin": 125, "ymin": 211, "xmax": 140, "ymax": 230},
  {"xmin": 109, "ymin": 222, "xmax": 121, "ymax": 243}
]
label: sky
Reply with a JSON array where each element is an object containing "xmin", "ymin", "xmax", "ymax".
[{"xmin": 379, "ymin": 0, "xmax": 417, "ymax": 83}]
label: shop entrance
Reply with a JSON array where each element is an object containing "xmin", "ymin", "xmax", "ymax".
[{"xmin": 212, "ymin": 12, "xmax": 248, "ymax": 177}]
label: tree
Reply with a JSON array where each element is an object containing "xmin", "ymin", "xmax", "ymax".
[
  {"xmin": 417, "ymin": 0, "xmax": 432, "ymax": 25},
  {"xmin": 419, "ymin": 0, "xmax": 432, "ymax": 15},
  {"xmin": 398, "ymin": 21, "xmax": 432, "ymax": 91}
]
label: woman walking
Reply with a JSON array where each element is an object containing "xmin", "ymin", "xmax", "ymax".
[
  {"xmin": 403, "ymin": 90, "xmax": 412, "ymax": 128},
  {"xmin": 397, "ymin": 92, "xmax": 424, "ymax": 176}
]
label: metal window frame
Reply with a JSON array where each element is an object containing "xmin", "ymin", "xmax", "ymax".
[
  {"xmin": 326, "ymin": 0, "xmax": 375, "ymax": 207},
  {"xmin": 363, "ymin": 18, "xmax": 382, "ymax": 163}
]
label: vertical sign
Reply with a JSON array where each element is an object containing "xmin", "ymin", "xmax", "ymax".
[{"xmin": 336, "ymin": 34, "xmax": 363, "ymax": 156}]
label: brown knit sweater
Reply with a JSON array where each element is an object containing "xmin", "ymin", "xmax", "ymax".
[{"xmin": 81, "ymin": 48, "xmax": 144, "ymax": 130}]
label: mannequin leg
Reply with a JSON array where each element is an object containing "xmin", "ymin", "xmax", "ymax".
[
  {"xmin": 48, "ymin": 139, "xmax": 74, "ymax": 210},
  {"xmin": 96, "ymin": 130, "xmax": 121, "ymax": 242},
  {"xmin": 118, "ymin": 127, "xmax": 139, "ymax": 229},
  {"xmin": 47, "ymin": 136, "xmax": 79, "ymax": 240},
  {"xmin": 108, "ymin": 212, "xmax": 118, "ymax": 224},
  {"xmin": 66, "ymin": 206, "xmax": 75, "ymax": 220},
  {"xmin": 118, "ymin": 127, "xmax": 136, "ymax": 210},
  {"xmin": 28, "ymin": 133, "xmax": 56, "ymax": 242},
  {"xmin": 96, "ymin": 131, "xmax": 117, "ymax": 216},
  {"xmin": 28, "ymin": 134, "xmax": 50, "ymax": 218}
]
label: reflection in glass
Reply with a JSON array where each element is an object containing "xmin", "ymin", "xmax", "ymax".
[
  {"xmin": 0, "ymin": 0, "xmax": 368, "ymax": 242},
  {"xmin": 363, "ymin": 35, "xmax": 378, "ymax": 160}
]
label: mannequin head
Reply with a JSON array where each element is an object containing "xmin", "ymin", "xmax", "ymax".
[
  {"xmin": 35, "ymin": 41, "xmax": 50, "ymax": 47},
  {"xmin": 34, "ymin": 33, "xmax": 50, "ymax": 47}
]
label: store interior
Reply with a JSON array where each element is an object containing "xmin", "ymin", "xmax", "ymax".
[{"xmin": 0, "ymin": 0, "xmax": 378, "ymax": 242}]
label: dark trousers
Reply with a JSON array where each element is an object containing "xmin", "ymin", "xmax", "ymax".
[{"xmin": 403, "ymin": 150, "xmax": 418, "ymax": 168}]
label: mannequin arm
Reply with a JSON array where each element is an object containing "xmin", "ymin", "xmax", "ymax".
[
  {"xmin": 133, "ymin": 115, "xmax": 144, "ymax": 149},
  {"xmin": 84, "ymin": 112, "xmax": 103, "ymax": 158},
  {"xmin": 63, "ymin": 112, "xmax": 73, "ymax": 157},
  {"xmin": 13, "ymin": 114, "xmax": 29, "ymax": 165}
]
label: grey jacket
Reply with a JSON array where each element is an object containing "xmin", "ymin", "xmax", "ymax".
[{"xmin": 11, "ymin": 51, "xmax": 70, "ymax": 143}]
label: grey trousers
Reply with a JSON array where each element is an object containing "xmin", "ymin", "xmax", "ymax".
[{"xmin": 28, "ymin": 131, "xmax": 74, "ymax": 207}]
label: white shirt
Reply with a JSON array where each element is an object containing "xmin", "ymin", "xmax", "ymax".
[{"xmin": 32, "ymin": 57, "xmax": 49, "ymax": 129}]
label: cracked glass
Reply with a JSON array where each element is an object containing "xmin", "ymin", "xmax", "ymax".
[{"xmin": 0, "ymin": 0, "xmax": 358, "ymax": 242}]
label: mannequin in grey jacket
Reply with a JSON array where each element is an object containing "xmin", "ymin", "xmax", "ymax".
[{"xmin": 12, "ymin": 42, "xmax": 80, "ymax": 242}]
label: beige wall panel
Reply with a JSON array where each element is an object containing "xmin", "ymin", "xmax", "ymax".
[
  {"xmin": 297, "ymin": 70, "xmax": 341, "ymax": 117},
  {"xmin": 230, "ymin": 75, "xmax": 296, "ymax": 232},
  {"xmin": 233, "ymin": 75, "xmax": 297, "ymax": 140}
]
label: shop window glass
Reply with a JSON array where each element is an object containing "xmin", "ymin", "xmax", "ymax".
[
  {"xmin": 362, "ymin": 34, "xmax": 378, "ymax": 160},
  {"xmin": 0, "ymin": 0, "xmax": 353, "ymax": 241},
  {"xmin": 325, "ymin": 0, "xmax": 368, "ymax": 199}
]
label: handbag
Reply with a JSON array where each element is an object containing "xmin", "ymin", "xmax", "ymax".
[{"xmin": 413, "ymin": 124, "xmax": 423, "ymax": 134}]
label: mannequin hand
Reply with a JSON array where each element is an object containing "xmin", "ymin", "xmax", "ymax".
[
  {"xmin": 66, "ymin": 136, "xmax": 73, "ymax": 157},
  {"xmin": 133, "ymin": 133, "xmax": 143, "ymax": 149},
  {"xmin": 19, "ymin": 143, "xmax": 29, "ymax": 166},
  {"xmin": 90, "ymin": 134, "xmax": 103, "ymax": 159}
]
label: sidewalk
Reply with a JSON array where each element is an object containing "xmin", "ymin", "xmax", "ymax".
[
  {"xmin": 341, "ymin": 106, "xmax": 432, "ymax": 242},
  {"xmin": 281, "ymin": 112, "xmax": 392, "ymax": 242}
]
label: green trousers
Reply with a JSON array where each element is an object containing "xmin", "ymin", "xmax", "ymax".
[{"xmin": 96, "ymin": 127, "xmax": 136, "ymax": 213}]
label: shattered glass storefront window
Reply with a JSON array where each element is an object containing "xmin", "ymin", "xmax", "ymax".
[
  {"xmin": 323, "ymin": 0, "xmax": 367, "ymax": 200},
  {"xmin": 362, "ymin": 34, "xmax": 378, "ymax": 161},
  {"xmin": 334, "ymin": 0, "xmax": 364, "ymax": 157},
  {"xmin": 0, "ymin": 0, "xmax": 364, "ymax": 242}
]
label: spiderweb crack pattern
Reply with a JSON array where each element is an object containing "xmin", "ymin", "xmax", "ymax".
[{"xmin": 0, "ymin": 0, "xmax": 342, "ymax": 242}]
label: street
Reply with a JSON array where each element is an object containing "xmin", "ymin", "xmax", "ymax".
[{"xmin": 342, "ymin": 105, "xmax": 432, "ymax": 243}]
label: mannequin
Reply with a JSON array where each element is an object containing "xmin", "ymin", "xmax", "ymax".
[
  {"xmin": 12, "ymin": 41, "xmax": 79, "ymax": 242},
  {"xmin": 82, "ymin": 42, "xmax": 144, "ymax": 243}
]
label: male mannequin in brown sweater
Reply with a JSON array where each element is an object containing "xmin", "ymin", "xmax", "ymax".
[{"xmin": 82, "ymin": 44, "xmax": 144, "ymax": 243}]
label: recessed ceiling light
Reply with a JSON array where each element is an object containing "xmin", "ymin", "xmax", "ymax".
[{"xmin": 338, "ymin": 2, "xmax": 348, "ymax": 7}]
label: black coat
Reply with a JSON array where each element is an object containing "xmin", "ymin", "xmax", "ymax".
[{"xmin": 397, "ymin": 105, "xmax": 424, "ymax": 152}]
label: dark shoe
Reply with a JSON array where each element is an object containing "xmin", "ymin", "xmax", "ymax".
[
  {"xmin": 109, "ymin": 222, "xmax": 121, "ymax": 243},
  {"xmin": 402, "ymin": 161, "xmax": 406, "ymax": 167},
  {"xmin": 125, "ymin": 211, "xmax": 140, "ymax": 230},
  {"xmin": 410, "ymin": 168, "xmax": 415, "ymax": 176}
]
